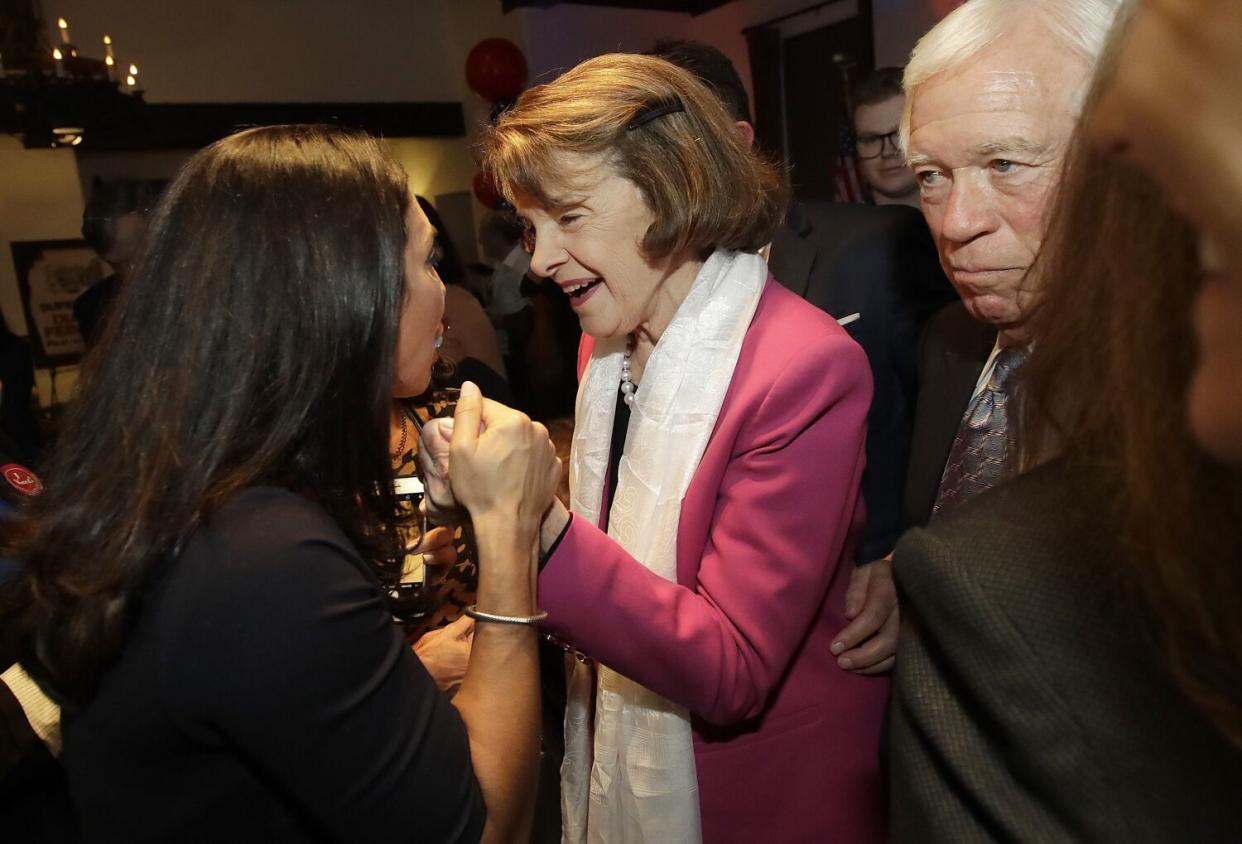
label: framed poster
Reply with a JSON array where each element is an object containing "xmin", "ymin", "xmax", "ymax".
[{"xmin": 9, "ymin": 239, "xmax": 106, "ymax": 367}]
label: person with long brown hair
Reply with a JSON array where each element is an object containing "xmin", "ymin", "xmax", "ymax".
[
  {"xmin": 0, "ymin": 124, "xmax": 560, "ymax": 842},
  {"xmin": 1088, "ymin": 0, "xmax": 1242, "ymax": 746},
  {"xmin": 1091, "ymin": 0, "xmax": 1242, "ymax": 466},
  {"xmin": 888, "ymin": 6, "xmax": 1242, "ymax": 840}
]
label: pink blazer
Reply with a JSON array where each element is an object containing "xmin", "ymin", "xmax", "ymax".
[{"xmin": 540, "ymin": 278, "xmax": 888, "ymax": 843}]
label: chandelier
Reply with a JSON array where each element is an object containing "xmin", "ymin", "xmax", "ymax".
[{"xmin": 0, "ymin": 3, "xmax": 146, "ymax": 148}]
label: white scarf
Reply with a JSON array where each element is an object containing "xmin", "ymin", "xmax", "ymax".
[{"xmin": 562, "ymin": 250, "xmax": 767, "ymax": 844}]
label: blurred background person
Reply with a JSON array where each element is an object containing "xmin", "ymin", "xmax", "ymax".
[
  {"xmin": 470, "ymin": 52, "xmax": 887, "ymax": 843},
  {"xmin": 476, "ymin": 210, "xmax": 580, "ymax": 422},
  {"xmin": 74, "ymin": 178, "xmax": 165, "ymax": 349},
  {"xmin": 415, "ymin": 196, "xmax": 513, "ymax": 405},
  {"xmin": 478, "ymin": 211, "xmax": 534, "ymax": 374},
  {"xmin": 852, "ymin": 67, "xmax": 919, "ymax": 209},
  {"xmin": 1, "ymin": 125, "xmax": 559, "ymax": 842},
  {"xmin": 518, "ymin": 274, "xmax": 581, "ymax": 422},
  {"xmin": 1091, "ymin": 0, "xmax": 1242, "ymax": 464},
  {"xmin": 889, "ymin": 5, "xmax": 1242, "ymax": 838}
]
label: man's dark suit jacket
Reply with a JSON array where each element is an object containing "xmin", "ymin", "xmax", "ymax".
[
  {"xmin": 769, "ymin": 201, "xmax": 956, "ymax": 562},
  {"xmin": 901, "ymin": 300, "xmax": 996, "ymax": 529},
  {"xmin": 890, "ymin": 459, "xmax": 1242, "ymax": 842}
]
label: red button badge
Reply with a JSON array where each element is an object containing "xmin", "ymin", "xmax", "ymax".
[{"xmin": 1, "ymin": 464, "xmax": 43, "ymax": 496}]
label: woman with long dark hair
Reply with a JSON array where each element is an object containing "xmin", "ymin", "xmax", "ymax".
[{"xmin": 0, "ymin": 124, "xmax": 560, "ymax": 841}]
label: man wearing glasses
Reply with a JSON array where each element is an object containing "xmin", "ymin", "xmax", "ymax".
[{"xmin": 853, "ymin": 68, "xmax": 920, "ymax": 209}]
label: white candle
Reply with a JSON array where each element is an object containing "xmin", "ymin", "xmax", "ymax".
[
  {"xmin": 57, "ymin": 17, "xmax": 71, "ymax": 46},
  {"xmin": 125, "ymin": 72, "xmax": 136, "ymax": 90},
  {"xmin": 105, "ymin": 54, "xmax": 115, "ymax": 79},
  {"xmin": 52, "ymin": 47, "xmax": 66, "ymax": 77}
]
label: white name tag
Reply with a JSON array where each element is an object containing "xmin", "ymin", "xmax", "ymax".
[{"xmin": 393, "ymin": 476, "xmax": 424, "ymax": 496}]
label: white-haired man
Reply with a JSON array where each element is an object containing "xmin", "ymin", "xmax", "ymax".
[
  {"xmin": 884, "ymin": 0, "xmax": 1133, "ymax": 839},
  {"xmin": 902, "ymin": 0, "xmax": 1120, "ymax": 525},
  {"xmin": 830, "ymin": 0, "xmax": 1121, "ymax": 676}
]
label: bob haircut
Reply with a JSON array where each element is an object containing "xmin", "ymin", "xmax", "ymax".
[
  {"xmin": 899, "ymin": 0, "xmax": 1122, "ymax": 154},
  {"xmin": 3, "ymin": 124, "xmax": 411, "ymax": 703},
  {"xmin": 481, "ymin": 53, "xmax": 787, "ymax": 261}
]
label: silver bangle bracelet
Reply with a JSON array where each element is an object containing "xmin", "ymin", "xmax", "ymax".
[{"xmin": 464, "ymin": 604, "xmax": 548, "ymax": 626}]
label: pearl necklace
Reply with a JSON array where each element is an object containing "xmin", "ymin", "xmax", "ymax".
[{"xmin": 620, "ymin": 337, "xmax": 637, "ymax": 407}]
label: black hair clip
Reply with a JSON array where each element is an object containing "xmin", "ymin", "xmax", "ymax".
[{"xmin": 626, "ymin": 99, "xmax": 686, "ymax": 131}]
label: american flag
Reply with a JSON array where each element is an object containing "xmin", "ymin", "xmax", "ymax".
[
  {"xmin": 835, "ymin": 120, "xmax": 872, "ymax": 204},
  {"xmin": 832, "ymin": 52, "xmax": 873, "ymax": 204}
]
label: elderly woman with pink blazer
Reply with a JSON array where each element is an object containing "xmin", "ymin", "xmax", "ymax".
[{"xmin": 422, "ymin": 53, "xmax": 888, "ymax": 843}]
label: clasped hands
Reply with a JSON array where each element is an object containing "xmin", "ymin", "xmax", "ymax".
[
  {"xmin": 410, "ymin": 381, "xmax": 559, "ymax": 692},
  {"xmin": 421, "ymin": 383, "xmax": 897, "ymax": 673},
  {"xmin": 415, "ymin": 381, "xmax": 561, "ymax": 539}
]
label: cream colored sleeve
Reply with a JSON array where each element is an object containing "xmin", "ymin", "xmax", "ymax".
[{"xmin": 2, "ymin": 663, "xmax": 61, "ymax": 756}]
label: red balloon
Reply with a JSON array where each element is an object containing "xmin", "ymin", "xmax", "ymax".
[
  {"xmin": 473, "ymin": 171, "xmax": 503, "ymax": 208},
  {"xmin": 466, "ymin": 38, "xmax": 528, "ymax": 101},
  {"xmin": 931, "ymin": 0, "xmax": 965, "ymax": 16}
]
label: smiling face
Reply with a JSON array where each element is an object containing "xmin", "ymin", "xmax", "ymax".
[
  {"xmin": 393, "ymin": 196, "xmax": 446, "ymax": 398},
  {"xmin": 907, "ymin": 29, "xmax": 1089, "ymax": 340},
  {"xmin": 512, "ymin": 152, "xmax": 702, "ymax": 345}
]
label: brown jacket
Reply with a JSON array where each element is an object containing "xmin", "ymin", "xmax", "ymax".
[{"xmin": 891, "ymin": 460, "xmax": 1242, "ymax": 842}]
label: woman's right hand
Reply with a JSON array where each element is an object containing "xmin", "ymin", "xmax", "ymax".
[
  {"xmin": 447, "ymin": 382, "xmax": 553, "ymax": 844},
  {"xmin": 448, "ymin": 381, "xmax": 561, "ymax": 532}
]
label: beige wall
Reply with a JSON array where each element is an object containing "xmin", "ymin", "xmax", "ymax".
[
  {"xmin": 46, "ymin": 0, "xmax": 523, "ymax": 105},
  {"xmin": 0, "ymin": 137, "xmax": 87, "ymax": 403},
  {"xmin": 387, "ymin": 138, "xmax": 478, "ymax": 204},
  {"xmin": 48, "ymin": 0, "xmax": 527, "ymax": 173}
]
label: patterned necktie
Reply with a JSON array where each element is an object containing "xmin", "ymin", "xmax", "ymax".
[{"xmin": 932, "ymin": 345, "xmax": 1026, "ymax": 519}]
